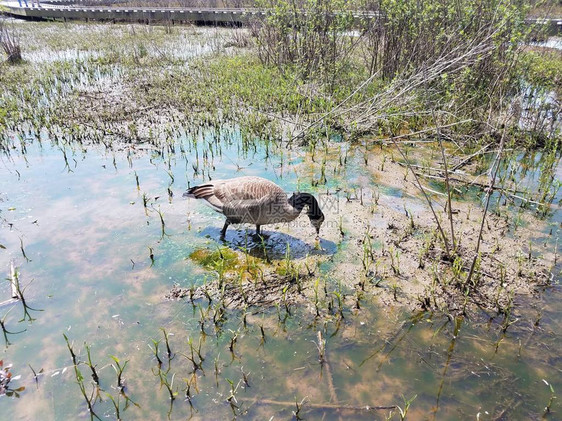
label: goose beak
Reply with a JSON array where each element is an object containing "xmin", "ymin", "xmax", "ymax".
[
  {"xmin": 314, "ymin": 225, "xmax": 321, "ymax": 244},
  {"xmin": 310, "ymin": 213, "xmax": 324, "ymax": 238}
]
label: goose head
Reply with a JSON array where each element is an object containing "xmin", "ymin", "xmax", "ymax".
[{"xmin": 289, "ymin": 192, "xmax": 325, "ymax": 236}]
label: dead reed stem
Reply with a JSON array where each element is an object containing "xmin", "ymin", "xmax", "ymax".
[{"xmin": 466, "ymin": 126, "xmax": 508, "ymax": 285}]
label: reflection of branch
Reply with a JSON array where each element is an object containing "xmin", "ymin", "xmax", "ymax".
[
  {"xmin": 238, "ymin": 397, "xmax": 397, "ymax": 411},
  {"xmin": 11, "ymin": 268, "xmax": 42, "ymax": 323},
  {"xmin": 431, "ymin": 317, "xmax": 462, "ymax": 420},
  {"xmin": 377, "ymin": 119, "xmax": 473, "ymax": 146},
  {"xmin": 28, "ymin": 364, "xmax": 43, "ymax": 390},
  {"xmin": 317, "ymin": 331, "xmax": 338, "ymax": 408},
  {"xmin": 0, "ymin": 308, "xmax": 26, "ymax": 347},
  {"xmin": 359, "ymin": 315, "xmax": 423, "ymax": 368}
]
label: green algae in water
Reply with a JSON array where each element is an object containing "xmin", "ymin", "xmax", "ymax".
[{"xmin": 189, "ymin": 247, "xmax": 240, "ymax": 271}]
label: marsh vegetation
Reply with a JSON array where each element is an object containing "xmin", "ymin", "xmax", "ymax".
[{"xmin": 0, "ymin": 1, "xmax": 561, "ymax": 419}]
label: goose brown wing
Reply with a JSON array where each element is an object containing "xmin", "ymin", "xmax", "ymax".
[{"xmin": 214, "ymin": 177, "xmax": 287, "ymax": 223}]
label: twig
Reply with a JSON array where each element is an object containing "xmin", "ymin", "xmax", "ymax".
[
  {"xmin": 413, "ymin": 184, "xmax": 447, "ymax": 197},
  {"xmin": 0, "ymin": 261, "xmax": 20, "ymax": 306},
  {"xmin": 451, "ymin": 143, "xmax": 491, "ymax": 171},
  {"xmin": 411, "ymin": 171, "xmax": 527, "ymax": 195},
  {"xmin": 466, "ymin": 126, "xmax": 507, "ymax": 285},
  {"xmin": 432, "ymin": 109, "xmax": 455, "ymax": 250},
  {"xmin": 288, "ymin": 70, "xmax": 382, "ymax": 143},
  {"xmin": 0, "ymin": 298, "xmax": 18, "ymax": 308},
  {"xmin": 319, "ymin": 332, "xmax": 338, "ymax": 406},
  {"xmin": 379, "ymin": 119, "xmax": 473, "ymax": 145},
  {"xmin": 390, "ymin": 137, "xmax": 451, "ymax": 258},
  {"xmin": 396, "ymin": 161, "xmax": 463, "ymax": 175},
  {"xmin": 503, "ymin": 191, "xmax": 555, "ymax": 208}
]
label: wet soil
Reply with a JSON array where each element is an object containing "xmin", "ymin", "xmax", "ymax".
[{"xmin": 166, "ymin": 146, "xmax": 556, "ymax": 318}]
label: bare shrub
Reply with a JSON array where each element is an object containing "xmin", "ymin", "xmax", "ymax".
[
  {"xmin": 357, "ymin": 1, "xmax": 532, "ymax": 116},
  {"xmin": 252, "ymin": 0, "xmax": 358, "ymax": 84},
  {"xmin": 225, "ymin": 28, "xmax": 253, "ymax": 48},
  {"xmin": 0, "ymin": 18, "xmax": 22, "ymax": 64}
]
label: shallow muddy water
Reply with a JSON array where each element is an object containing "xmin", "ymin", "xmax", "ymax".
[{"xmin": 0, "ymin": 127, "xmax": 560, "ymax": 420}]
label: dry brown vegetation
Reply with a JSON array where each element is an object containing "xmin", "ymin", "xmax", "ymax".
[{"xmin": 0, "ymin": 18, "xmax": 22, "ymax": 63}]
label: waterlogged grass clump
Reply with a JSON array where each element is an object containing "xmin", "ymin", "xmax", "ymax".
[
  {"xmin": 189, "ymin": 247, "xmax": 240, "ymax": 272},
  {"xmin": 172, "ymin": 243, "xmax": 316, "ymax": 309},
  {"xmin": 188, "ymin": 245, "xmax": 273, "ymax": 283}
]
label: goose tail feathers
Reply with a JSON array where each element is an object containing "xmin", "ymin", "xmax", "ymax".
[
  {"xmin": 183, "ymin": 183, "xmax": 223, "ymax": 212},
  {"xmin": 183, "ymin": 184, "xmax": 214, "ymax": 199}
]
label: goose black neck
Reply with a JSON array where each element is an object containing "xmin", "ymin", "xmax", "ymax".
[{"xmin": 290, "ymin": 193, "xmax": 323, "ymax": 220}]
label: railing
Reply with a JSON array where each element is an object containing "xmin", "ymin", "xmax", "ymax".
[{"xmin": 2, "ymin": 1, "xmax": 560, "ymax": 34}]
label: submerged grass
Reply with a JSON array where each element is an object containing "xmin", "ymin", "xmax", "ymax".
[{"xmin": 189, "ymin": 247, "xmax": 240, "ymax": 272}]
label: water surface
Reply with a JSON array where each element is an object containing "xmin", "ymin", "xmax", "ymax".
[{"xmin": 0, "ymin": 129, "xmax": 560, "ymax": 420}]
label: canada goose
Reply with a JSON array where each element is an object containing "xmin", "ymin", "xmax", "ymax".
[{"xmin": 183, "ymin": 176, "xmax": 325, "ymax": 238}]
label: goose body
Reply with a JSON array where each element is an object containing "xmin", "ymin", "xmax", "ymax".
[{"xmin": 183, "ymin": 176, "xmax": 324, "ymax": 238}]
